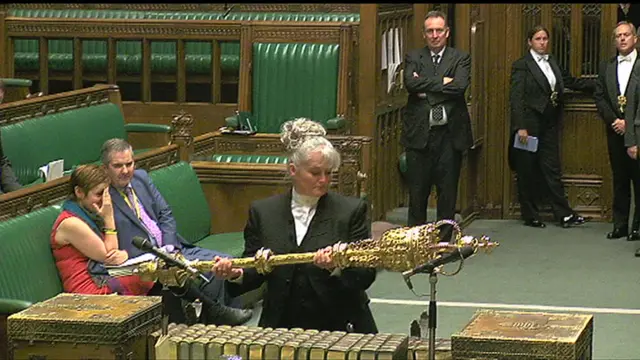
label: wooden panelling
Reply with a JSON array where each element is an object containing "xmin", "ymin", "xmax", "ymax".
[{"xmin": 122, "ymin": 102, "xmax": 237, "ymax": 137}]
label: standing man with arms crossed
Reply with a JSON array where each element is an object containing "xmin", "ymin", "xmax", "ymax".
[
  {"xmin": 402, "ymin": 10, "xmax": 473, "ymax": 242},
  {"xmin": 594, "ymin": 21, "xmax": 640, "ymax": 242}
]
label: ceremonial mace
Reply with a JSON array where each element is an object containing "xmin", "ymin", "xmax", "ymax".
[{"xmin": 133, "ymin": 220, "xmax": 498, "ymax": 360}]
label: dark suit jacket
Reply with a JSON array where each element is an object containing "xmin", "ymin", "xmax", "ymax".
[
  {"xmin": 594, "ymin": 54, "xmax": 640, "ymax": 147},
  {"xmin": 110, "ymin": 169, "xmax": 186, "ymax": 259},
  {"xmin": 508, "ymin": 51, "xmax": 595, "ymax": 170},
  {"xmin": 510, "ymin": 51, "xmax": 595, "ymax": 136},
  {"xmin": 402, "ymin": 46, "xmax": 473, "ymax": 151},
  {"xmin": 0, "ymin": 136, "xmax": 21, "ymax": 195},
  {"xmin": 227, "ymin": 190, "xmax": 378, "ymax": 333}
]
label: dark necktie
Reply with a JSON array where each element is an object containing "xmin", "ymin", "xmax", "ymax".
[{"xmin": 432, "ymin": 54, "xmax": 444, "ymax": 123}]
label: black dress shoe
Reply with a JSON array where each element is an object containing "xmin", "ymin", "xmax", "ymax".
[
  {"xmin": 560, "ymin": 214, "xmax": 591, "ymax": 228},
  {"xmin": 628, "ymin": 230, "xmax": 640, "ymax": 241},
  {"xmin": 607, "ymin": 228, "xmax": 629, "ymax": 239},
  {"xmin": 204, "ymin": 304, "xmax": 253, "ymax": 326},
  {"xmin": 524, "ymin": 219, "xmax": 546, "ymax": 228}
]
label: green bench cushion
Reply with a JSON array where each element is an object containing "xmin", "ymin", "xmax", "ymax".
[
  {"xmin": 9, "ymin": 10, "xmax": 358, "ymax": 75},
  {"xmin": 1, "ymin": 103, "xmax": 127, "ymax": 185},
  {"xmin": 0, "ymin": 205, "xmax": 63, "ymax": 309},
  {"xmin": 210, "ymin": 154, "xmax": 289, "ymax": 165},
  {"xmin": 252, "ymin": 42, "xmax": 339, "ymax": 133},
  {"xmin": 196, "ymin": 232, "xmax": 245, "ymax": 258}
]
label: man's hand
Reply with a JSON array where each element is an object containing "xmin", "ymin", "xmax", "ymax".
[
  {"xmin": 517, "ymin": 129, "xmax": 529, "ymax": 144},
  {"xmin": 628, "ymin": 145, "xmax": 638, "ymax": 160},
  {"xmin": 612, "ymin": 118, "xmax": 626, "ymax": 135},
  {"xmin": 413, "ymin": 72, "xmax": 419, "ymax": 78},
  {"xmin": 443, "ymin": 77, "xmax": 454, "ymax": 85},
  {"xmin": 211, "ymin": 256, "xmax": 243, "ymax": 280},
  {"xmin": 104, "ymin": 249, "xmax": 128, "ymax": 266}
]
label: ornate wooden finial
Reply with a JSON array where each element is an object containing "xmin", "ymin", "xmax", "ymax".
[{"xmin": 170, "ymin": 110, "xmax": 195, "ymax": 146}]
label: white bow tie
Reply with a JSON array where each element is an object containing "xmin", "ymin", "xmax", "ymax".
[
  {"xmin": 618, "ymin": 55, "xmax": 633, "ymax": 63},
  {"xmin": 537, "ymin": 55, "xmax": 549, "ymax": 62}
]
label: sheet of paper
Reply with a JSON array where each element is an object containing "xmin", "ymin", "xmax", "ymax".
[
  {"xmin": 387, "ymin": 62, "xmax": 400, "ymax": 93},
  {"xmin": 393, "ymin": 28, "xmax": 400, "ymax": 64},
  {"xmin": 38, "ymin": 159, "xmax": 64, "ymax": 182},
  {"xmin": 104, "ymin": 252, "xmax": 157, "ymax": 268},
  {"xmin": 513, "ymin": 134, "xmax": 539, "ymax": 153},
  {"xmin": 381, "ymin": 29, "xmax": 388, "ymax": 70}
]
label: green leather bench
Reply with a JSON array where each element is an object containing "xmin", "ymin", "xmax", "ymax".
[
  {"xmin": 0, "ymin": 102, "xmax": 171, "ymax": 187},
  {"xmin": 9, "ymin": 9, "xmax": 358, "ymax": 76},
  {"xmin": 0, "ymin": 161, "xmax": 244, "ymax": 319},
  {"xmin": 149, "ymin": 161, "xmax": 245, "ymax": 257},
  {"xmin": 223, "ymin": 42, "xmax": 347, "ymax": 134}
]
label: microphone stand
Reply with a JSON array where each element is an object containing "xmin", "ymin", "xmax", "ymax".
[{"xmin": 427, "ymin": 270, "xmax": 438, "ymax": 360}]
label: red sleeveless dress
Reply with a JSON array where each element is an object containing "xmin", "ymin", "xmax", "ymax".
[{"xmin": 51, "ymin": 210, "xmax": 155, "ymax": 295}]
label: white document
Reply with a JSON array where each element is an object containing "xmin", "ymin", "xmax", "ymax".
[
  {"xmin": 39, "ymin": 159, "xmax": 64, "ymax": 182},
  {"xmin": 381, "ymin": 30, "xmax": 388, "ymax": 70},
  {"xmin": 393, "ymin": 28, "xmax": 400, "ymax": 64},
  {"xmin": 104, "ymin": 252, "xmax": 157, "ymax": 268}
]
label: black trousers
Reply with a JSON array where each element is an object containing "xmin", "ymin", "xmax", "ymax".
[
  {"xmin": 606, "ymin": 129, "xmax": 640, "ymax": 230},
  {"xmin": 406, "ymin": 126, "xmax": 462, "ymax": 241},
  {"xmin": 512, "ymin": 120, "xmax": 573, "ymax": 221}
]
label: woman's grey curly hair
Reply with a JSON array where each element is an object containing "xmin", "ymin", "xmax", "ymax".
[{"xmin": 280, "ymin": 118, "xmax": 341, "ymax": 170}]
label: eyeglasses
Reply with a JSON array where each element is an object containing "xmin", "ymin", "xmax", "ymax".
[{"xmin": 423, "ymin": 28, "xmax": 446, "ymax": 35}]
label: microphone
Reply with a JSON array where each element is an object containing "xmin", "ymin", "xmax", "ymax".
[
  {"xmin": 131, "ymin": 236, "xmax": 210, "ymax": 284},
  {"xmin": 402, "ymin": 246, "xmax": 475, "ymax": 289}
]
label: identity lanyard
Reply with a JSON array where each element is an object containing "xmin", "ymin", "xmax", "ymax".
[{"xmin": 118, "ymin": 187, "xmax": 142, "ymax": 220}]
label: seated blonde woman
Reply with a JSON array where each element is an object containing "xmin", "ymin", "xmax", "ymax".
[{"xmin": 50, "ymin": 164, "xmax": 154, "ymax": 295}]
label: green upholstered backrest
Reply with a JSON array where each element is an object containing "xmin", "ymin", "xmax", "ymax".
[
  {"xmin": 210, "ymin": 154, "xmax": 289, "ymax": 165},
  {"xmin": 0, "ymin": 103, "xmax": 127, "ymax": 185},
  {"xmin": 149, "ymin": 161, "xmax": 211, "ymax": 245},
  {"xmin": 0, "ymin": 205, "xmax": 63, "ymax": 304},
  {"xmin": 252, "ymin": 42, "xmax": 339, "ymax": 133},
  {"xmin": 10, "ymin": 10, "xmax": 357, "ymax": 75}
]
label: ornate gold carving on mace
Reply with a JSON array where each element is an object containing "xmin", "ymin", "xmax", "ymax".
[{"xmin": 133, "ymin": 220, "xmax": 499, "ymax": 286}]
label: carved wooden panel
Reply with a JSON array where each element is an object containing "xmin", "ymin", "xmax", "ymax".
[
  {"xmin": 505, "ymin": 97, "xmax": 610, "ymax": 221},
  {"xmin": 0, "ymin": 85, "xmax": 116, "ymax": 126},
  {"xmin": 2, "ymin": 3, "xmax": 360, "ymax": 13}
]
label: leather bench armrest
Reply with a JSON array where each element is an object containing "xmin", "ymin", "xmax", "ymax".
[
  {"xmin": 124, "ymin": 123, "xmax": 172, "ymax": 133},
  {"xmin": 0, "ymin": 298, "xmax": 32, "ymax": 315},
  {"xmin": 326, "ymin": 116, "xmax": 346, "ymax": 130}
]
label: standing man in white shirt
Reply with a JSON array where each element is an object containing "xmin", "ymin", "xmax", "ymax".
[
  {"xmin": 509, "ymin": 25, "xmax": 595, "ymax": 228},
  {"xmin": 595, "ymin": 21, "xmax": 640, "ymax": 243}
]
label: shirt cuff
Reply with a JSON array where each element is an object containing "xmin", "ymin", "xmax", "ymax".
[{"xmin": 228, "ymin": 272, "xmax": 244, "ymax": 284}]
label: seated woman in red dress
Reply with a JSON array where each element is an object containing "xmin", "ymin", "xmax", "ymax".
[{"xmin": 51, "ymin": 164, "xmax": 154, "ymax": 295}]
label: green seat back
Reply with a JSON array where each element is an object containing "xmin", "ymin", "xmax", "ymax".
[
  {"xmin": 0, "ymin": 205, "xmax": 63, "ymax": 304},
  {"xmin": 149, "ymin": 162, "xmax": 211, "ymax": 245},
  {"xmin": 10, "ymin": 10, "xmax": 357, "ymax": 76},
  {"xmin": 0, "ymin": 103, "xmax": 127, "ymax": 185},
  {"xmin": 210, "ymin": 154, "xmax": 289, "ymax": 164},
  {"xmin": 252, "ymin": 42, "xmax": 339, "ymax": 133}
]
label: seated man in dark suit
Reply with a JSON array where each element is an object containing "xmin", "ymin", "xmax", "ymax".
[
  {"xmin": 0, "ymin": 136, "xmax": 22, "ymax": 195},
  {"xmin": 100, "ymin": 138, "xmax": 252, "ymax": 325},
  {"xmin": 212, "ymin": 118, "xmax": 378, "ymax": 333}
]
